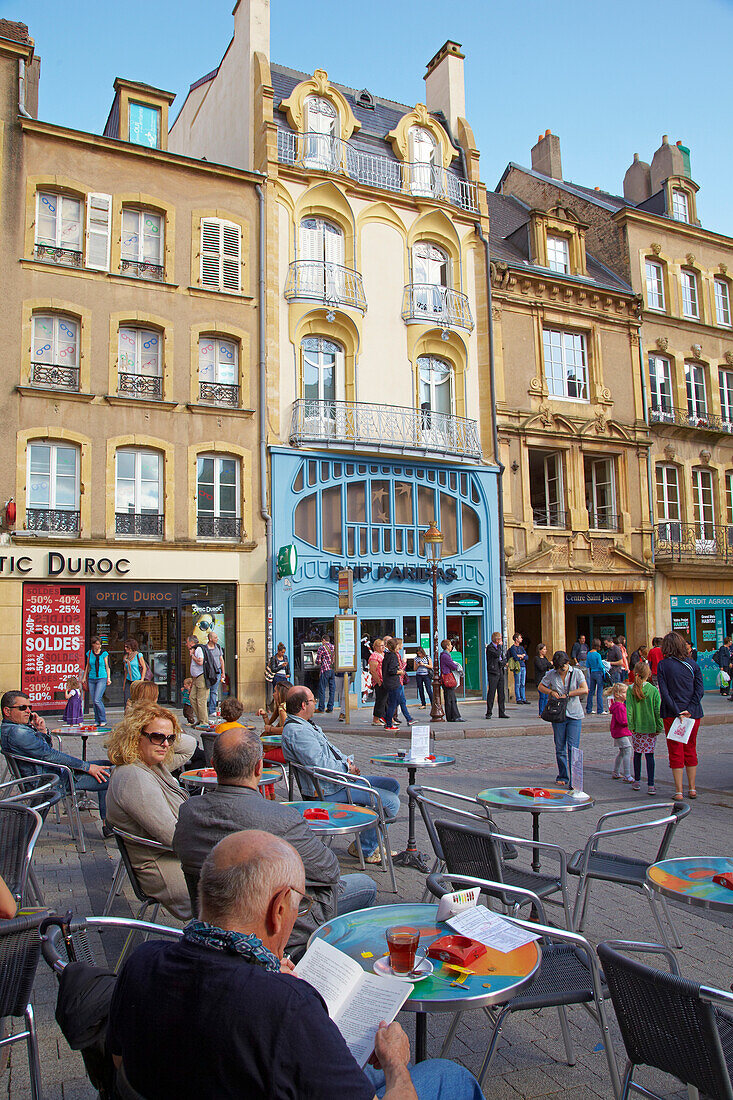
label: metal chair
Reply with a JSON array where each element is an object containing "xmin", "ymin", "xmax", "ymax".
[
  {"xmin": 40, "ymin": 912, "xmax": 183, "ymax": 976},
  {"xmin": 0, "ymin": 774, "xmax": 63, "ymax": 905},
  {"xmin": 426, "ymin": 872, "xmax": 621, "ymax": 1097},
  {"xmin": 432, "ymin": 815, "xmax": 573, "ymax": 927},
  {"xmin": 0, "ymin": 802, "xmax": 43, "ymax": 907},
  {"xmin": 597, "ymin": 939, "xmax": 733, "ymax": 1099},
  {"xmin": 105, "ymin": 828, "xmax": 185, "ymax": 967},
  {"xmin": 567, "ymin": 801, "xmax": 691, "ymax": 946},
  {"xmin": 3, "ymin": 750, "xmax": 87, "ymax": 854},
  {"xmin": 0, "ymin": 909, "xmax": 52, "ymax": 1100},
  {"xmin": 201, "ymin": 731, "xmax": 218, "ymax": 766}
]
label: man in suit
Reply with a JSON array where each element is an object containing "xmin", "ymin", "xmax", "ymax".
[
  {"xmin": 485, "ymin": 632, "xmax": 509, "ymax": 719},
  {"xmin": 172, "ymin": 726, "xmax": 376, "ymax": 957}
]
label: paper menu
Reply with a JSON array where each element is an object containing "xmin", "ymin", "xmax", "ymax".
[
  {"xmin": 570, "ymin": 746, "xmax": 584, "ymax": 796},
  {"xmin": 295, "ymin": 938, "xmax": 411, "ymax": 1067},
  {"xmin": 446, "ymin": 904, "xmax": 540, "ymax": 954},
  {"xmin": 409, "ymin": 724, "xmax": 430, "ymax": 761}
]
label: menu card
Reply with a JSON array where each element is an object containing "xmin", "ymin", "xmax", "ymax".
[
  {"xmin": 446, "ymin": 904, "xmax": 540, "ymax": 954},
  {"xmin": 409, "ymin": 724, "xmax": 430, "ymax": 761}
]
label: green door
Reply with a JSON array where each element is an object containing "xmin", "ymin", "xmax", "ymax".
[{"xmin": 463, "ymin": 616, "xmax": 481, "ymax": 693}]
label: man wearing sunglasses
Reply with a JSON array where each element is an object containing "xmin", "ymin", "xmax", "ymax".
[{"xmin": 0, "ymin": 690, "xmax": 110, "ymax": 820}]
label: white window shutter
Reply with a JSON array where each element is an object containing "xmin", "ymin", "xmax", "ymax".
[
  {"xmin": 201, "ymin": 218, "xmax": 223, "ymax": 288},
  {"xmin": 86, "ymin": 193, "xmax": 112, "ymax": 271},
  {"xmin": 221, "ymin": 222, "xmax": 241, "ymax": 292}
]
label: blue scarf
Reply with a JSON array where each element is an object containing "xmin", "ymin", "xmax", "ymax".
[{"xmin": 184, "ymin": 920, "xmax": 281, "ymax": 973}]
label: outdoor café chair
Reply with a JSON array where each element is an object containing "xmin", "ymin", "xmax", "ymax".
[
  {"xmin": 287, "ymin": 760, "xmax": 324, "ymax": 800},
  {"xmin": 3, "ymin": 750, "xmax": 87, "ymax": 854},
  {"xmin": 433, "ymin": 815, "xmax": 573, "ymax": 927},
  {"xmin": 201, "ymin": 731, "xmax": 217, "ymax": 766},
  {"xmin": 0, "ymin": 773, "xmax": 63, "ymax": 905},
  {"xmin": 567, "ymin": 801, "xmax": 691, "ymax": 947},
  {"xmin": 426, "ymin": 872, "xmax": 621, "ymax": 1096},
  {"xmin": 0, "ymin": 909, "xmax": 53, "ymax": 1100},
  {"xmin": 0, "ymin": 802, "xmax": 43, "ymax": 907},
  {"xmin": 597, "ymin": 938, "xmax": 733, "ymax": 1099}
]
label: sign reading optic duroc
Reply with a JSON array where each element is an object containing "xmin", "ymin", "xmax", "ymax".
[{"xmin": 22, "ymin": 584, "xmax": 85, "ymax": 709}]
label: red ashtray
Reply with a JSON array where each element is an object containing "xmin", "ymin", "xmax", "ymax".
[
  {"xmin": 79, "ymin": 725, "xmax": 96, "ymax": 732},
  {"xmin": 519, "ymin": 787, "xmax": 553, "ymax": 799},
  {"xmin": 427, "ymin": 935, "xmax": 486, "ymax": 967},
  {"xmin": 303, "ymin": 807, "xmax": 330, "ymax": 821},
  {"xmin": 200, "ymin": 768, "xmax": 218, "ymax": 778},
  {"xmin": 712, "ymin": 873, "xmax": 733, "ymax": 890},
  {"xmin": 426, "ymin": 754, "xmax": 436, "ymax": 761}
]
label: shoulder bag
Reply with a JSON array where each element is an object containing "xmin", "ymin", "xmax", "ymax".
[
  {"xmin": 540, "ymin": 671, "xmax": 572, "ymax": 723},
  {"xmin": 441, "ymin": 671, "xmax": 457, "ymax": 689}
]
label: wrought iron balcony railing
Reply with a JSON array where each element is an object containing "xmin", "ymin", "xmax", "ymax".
[
  {"xmin": 197, "ymin": 515, "xmax": 242, "ymax": 540},
  {"xmin": 587, "ymin": 510, "xmax": 622, "ymax": 532},
  {"xmin": 198, "ymin": 381, "xmax": 240, "ymax": 407},
  {"xmin": 118, "ymin": 372, "xmax": 163, "ymax": 400},
  {"xmin": 401, "ymin": 284, "xmax": 474, "ymax": 330},
  {"xmin": 654, "ymin": 522, "xmax": 733, "ymax": 563},
  {"xmin": 650, "ymin": 404, "xmax": 733, "ymax": 435},
  {"xmin": 120, "ymin": 259, "xmax": 165, "ymax": 282},
  {"xmin": 33, "ymin": 243, "xmax": 83, "ymax": 268},
  {"xmin": 289, "ymin": 399, "xmax": 482, "ymax": 459},
  {"xmin": 277, "ymin": 130, "xmax": 479, "ymax": 213},
  {"xmin": 30, "ymin": 362, "xmax": 80, "ymax": 392},
  {"xmin": 284, "ymin": 261, "xmax": 367, "ymax": 312},
  {"xmin": 115, "ymin": 512, "xmax": 164, "ymax": 537},
  {"xmin": 26, "ymin": 508, "xmax": 80, "ymax": 534},
  {"xmin": 532, "ymin": 507, "xmax": 567, "ymax": 529}
]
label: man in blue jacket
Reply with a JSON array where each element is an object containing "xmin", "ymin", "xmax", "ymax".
[{"xmin": 0, "ymin": 690, "xmax": 110, "ymax": 819}]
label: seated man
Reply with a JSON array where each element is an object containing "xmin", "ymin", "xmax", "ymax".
[
  {"xmin": 0, "ymin": 690, "xmax": 110, "ymax": 822},
  {"xmin": 282, "ymin": 686, "xmax": 400, "ymax": 864},
  {"xmin": 173, "ymin": 727, "xmax": 376, "ymax": 955},
  {"xmin": 108, "ymin": 829, "xmax": 483, "ymax": 1100}
]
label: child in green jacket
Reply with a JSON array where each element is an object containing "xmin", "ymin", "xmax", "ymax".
[{"xmin": 626, "ymin": 660, "xmax": 663, "ymax": 794}]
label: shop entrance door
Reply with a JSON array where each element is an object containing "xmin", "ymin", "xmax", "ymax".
[
  {"xmin": 89, "ymin": 608, "xmax": 176, "ymax": 708},
  {"xmin": 445, "ymin": 613, "xmax": 483, "ymax": 697},
  {"xmin": 576, "ymin": 612, "xmax": 626, "ymax": 647}
]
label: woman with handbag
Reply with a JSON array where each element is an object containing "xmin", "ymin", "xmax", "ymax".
[
  {"xmin": 538, "ymin": 650, "xmax": 588, "ymax": 786},
  {"xmin": 440, "ymin": 639, "xmax": 463, "ymax": 722},
  {"xmin": 657, "ymin": 630, "xmax": 704, "ymax": 800}
]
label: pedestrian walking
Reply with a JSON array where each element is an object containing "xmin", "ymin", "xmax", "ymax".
[
  {"xmin": 657, "ymin": 630, "xmax": 704, "ymax": 801},
  {"xmin": 507, "ymin": 632, "xmax": 528, "ymax": 704},
  {"xmin": 382, "ymin": 638, "xmax": 405, "ymax": 731},
  {"xmin": 485, "ymin": 632, "xmax": 508, "ymax": 718},
  {"xmin": 440, "ymin": 639, "xmax": 463, "ymax": 722},
  {"xmin": 205, "ymin": 632, "xmax": 225, "ymax": 717},
  {"xmin": 414, "ymin": 646, "xmax": 433, "ymax": 708},
  {"xmin": 647, "ymin": 636, "xmax": 663, "ymax": 686},
  {"xmin": 538, "ymin": 651, "xmax": 588, "ymax": 787},
  {"xmin": 186, "ymin": 635, "xmax": 209, "ymax": 727},
  {"xmin": 534, "ymin": 643, "xmax": 551, "ymax": 716},
  {"xmin": 314, "ymin": 635, "xmax": 335, "ymax": 713},
  {"xmin": 626, "ymin": 660, "xmax": 663, "ymax": 794},
  {"xmin": 83, "ymin": 635, "xmax": 111, "ymax": 725},
  {"xmin": 268, "ymin": 642, "xmax": 290, "ymax": 687},
  {"xmin": 608, "ymin": 682, "xmax": 634, "ymax": 782},
  {"xmin": 122, "ymin": 639, "xmax": 148, "ymax": 710},
  {"xmin": 585, "ymin": 638, "xmax": 606, "ymax": 715}
]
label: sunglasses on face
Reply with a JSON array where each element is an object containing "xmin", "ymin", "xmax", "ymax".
[
  {"xmin": 11, "ymin": 704, "xmax": 31, "ymax": 712},
  {"xmin": 142, "ymin": 730, "xmax": 177, "ymax": 747}
]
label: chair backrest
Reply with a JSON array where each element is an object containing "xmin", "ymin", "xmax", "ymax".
[
  {"xmin": 426, "ymin": 870, "xmax": 547, "ymax": 923},
  {"xmin": 40, "ymin": 914, "xmax": 184, "ymax": 976},
  {"xmin": 408, "ymin": 785, "xmax": 489, "ymax": 863},
  {"xmin": 597, "ymin": 941, "xmax": 733, "ymax": 1099},
  {"xmin": 0, "ymin": 773, "xmax": 62, "ymax": 820},
  {"xmin": 434, "ymin": 817, "xmax": 506, "ymax": 886},
  {"xmin": 112, "ymin": 829, "xmax": 172, "ymax": 907},
  {"xmin": 184, "ymin": 871, "xmax": 199, "ymax": 916},
  {"xmin": 201, "ymin": 732, "xmax": 218, "ymax": 767},
  {"xmin": 288, "ymin": 761, "xmax": 324, "ymax": 800},
  {"xmin": 656, "ymin": 801, "xmax": 691, "ymax": 861},
  {"xmin": 0, "ymin": 802, "xmax": 43, "ymax": 900},
  {"xmin": 0, "ymin": 909, "xmax": 51, "ymax": 1017}
]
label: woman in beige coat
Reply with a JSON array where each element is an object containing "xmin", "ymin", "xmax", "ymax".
[{"xmin": 105, "ymin": 702, "xmax": 196, "ymax": 920}]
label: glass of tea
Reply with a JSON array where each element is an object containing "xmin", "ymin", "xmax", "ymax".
[{"xmin": 386, "ymin": 925, "xmax": 420, "ymax": 975}]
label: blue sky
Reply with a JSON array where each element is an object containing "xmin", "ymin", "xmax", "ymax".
[{"xmin": 8, "ymin": 0, "xmax": 733, "ymax": 234}]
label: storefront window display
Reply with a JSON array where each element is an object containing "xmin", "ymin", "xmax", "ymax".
[{"xmin": 669, "ymin": 595, "xmax": 733, "ymax": 690}]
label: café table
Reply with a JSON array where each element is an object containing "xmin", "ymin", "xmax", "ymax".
[
  {"xmin": 283, "ymin": 800, "xmax": 378, "ymax": 836},
  {"xmin": 310, "ymin": 901, "xmax": 541, "ymax": 1062},
  {"xmin": 477, "ymin": 786, "xmax": 594, "ymax": 873},
  {"xmin": 646, "ymin": 856, "xmax": 733, "ymax": 914},
  {"xmin": 370, "ymin": 753, "xmax": 455, "ymax": 873},
  {"xmin": 180, "ymin": 766, "xmax": 285, "ymax": 792},
  {"xmin": 52, "ymin": 724, "xmax": 111, "ymax": 762}
]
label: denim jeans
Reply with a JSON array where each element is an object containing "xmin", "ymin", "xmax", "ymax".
[
  {"xmin": 337, "ymin": 872, "xmax": 378, "ymax": 915},
  {"xmin": 207, "ymin": 675, "xmax": 221, "ymax": 716},
  {"xmin": 513, "ymin": 665, "xmax": 526, "ymax": 702},
  {"xmin": 365, "ymin": 1058, "xmax": 483, "ymax": 1099},
  {"xmin": 586, "ymin": 671, "xmax": 605, "ymax": 714},
  {"xmin": 538, "ymin": 690, "xmax": 547, "ymax": 717},
  {"xmin": 384, "ymin": 687, "xmax": 400, "ymax": 727},
  {"xmin": 318, "ymin": 670, "xmax": 335, "ymax": 710},
  {"xmin": 87, "ymin": 678, "xmax": 107, "ymax": 725},
  {"xmin": 417, "ymin": 674, "xmax": 433, "ymax": 705},
  {"xmin": 397, "ymin": 685, "xmax": 412, "ymax": 721},
  {"xmin": 552, "ymin": 717, "xmax": 582, "ymax": 783},
  {"xmin": 329, "ymin": 776, "xmax": 400, "ymax": 857},
  {"xmin": 610, "ymin": 667, "xmax": 625, "ymax": 684},
  {"xmin": 67, "ymin": 758, "xmax": 108, "ymax": 818}
]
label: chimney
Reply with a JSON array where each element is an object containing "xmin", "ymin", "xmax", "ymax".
[
  {"xmin": 424, "ymin": 40, "xmax": 465, "ymax": 136},
  {"xmin": 233, "ymin": 0, "xmax": 270, "ymax": 62},
  {"xmin": 650, "ymin": 134, "xmax": 685, "ymax": 194},
  {"xmin": 531, "ymin": 129, "xmax": 562, "ymax": 180},
  {"xmin": 623, "ymin": 152, "xmax": 652, "ymax": 204}
]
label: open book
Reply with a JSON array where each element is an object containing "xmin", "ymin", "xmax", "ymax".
[{"xmin": 295, "ymin": 938, "xmax": 412, "ymax": 1066}]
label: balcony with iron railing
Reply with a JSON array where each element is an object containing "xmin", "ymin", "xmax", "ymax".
[
  {"xmin": 26, "ymin": 508, "xmax": 80, "ymax": 534},
  {"xmin": 277, "ymin": 130, "xmax": 479, "ymax": 213},
  {"xmin": 198, "ymin": 381, "xmax": 240, "ymax": 407},
  {"xmin": 197, "ymin": 515, "xmax": 242, "ymax": 540},
  {"xmin": 115, "ymin": 512, "xmax": 164, "ymax": 537},
  {"xmin": 120, "ymin": 259, "xmax": 165, "ymax": 282},
  {"xmin": 401, "ymin": 284, "xmax": 473, "ymax": 330},
  {"xmin": 587, "ymin": 510, "xmax": 622, "ymax": 533},
  {"xmin": 289, "ymin": 398, "xmax": 482, "ymax": 459},
  {"xmin": 34, "ymin": 243, "xmax": 83, "ymax": 268},
  {"xmin": 284, "ymin": 261, "xmax": 367, "ymax": 313},
  {"xmin": 532, "ymin": 507, "xmax": 568, "ymax": 529},
  {"xmin": 118, "ymin": 373, "xmax": 163, "ymax": 400},
  {"xmin": 650, "ymin": 404, "xmax": 733, "ymax": 435},
  {"xmin": 30, "ymin": 362, "xmax": 80, "ymax": 392},
  {"xmin": 654, "ymin": 522, "xmax": 733, "ymax": 564}
]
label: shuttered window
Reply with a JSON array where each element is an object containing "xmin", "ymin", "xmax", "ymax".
[
  {"xmin": 200, "ymin": 218, "xmax": 242, "ymax": 292},
  {"xmin": 85, "ymin": 193, "xmax": 112, "ymax": 270}
]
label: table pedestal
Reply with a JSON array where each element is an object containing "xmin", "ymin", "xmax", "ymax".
[
  {"xmin": 415, "ymin": 1012, "xmax": 427, "ymax": 1063},
  {"xmin": 392, "ymin": 765, "xmax": 431, "ymax": 874},
  {"xmin": 531, "ymin": 811, "xmax": 541, "ymax": 873}
]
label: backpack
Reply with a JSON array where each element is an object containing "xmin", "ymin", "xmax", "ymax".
[{"xmin": 201, "ymin": 646, "xmax": 220, "ymax": 688}]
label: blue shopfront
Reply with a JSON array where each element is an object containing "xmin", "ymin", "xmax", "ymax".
[
  {"xmin": 670, "ymin": 594, "xmax": 733, "ymax": 691},
  {"xmin": 270, "ymin": 447, "xmax": 501, "ymax": 703}
]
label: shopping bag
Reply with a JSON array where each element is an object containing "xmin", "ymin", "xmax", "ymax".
[{"xmin": 666, "ymin": 716, "xmax": 695, "ymax": 744}]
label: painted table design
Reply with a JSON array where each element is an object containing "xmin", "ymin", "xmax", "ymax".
[
  {"xmin": 477, "ymin": 786, "xmax": 594, "ymax": 872},
  {"xmin": 261, "ymin": 735, "xmax": 283, "ymax": 748},
  {"xmin": 283, "ymin": 800, "xmax": 378, "ymax": 835},
  {"xmin": 180, "ymin": 767, "xmax": 283, "ymax": 790},
  {"xmin": 370, "ymin": 754, "xmax": 456, "ymax": 873},
  {"xmin": 647, "ymin": 856, "xmax": 733, "ymax": 912},
  {"xmin": 311, "ymin": 902, "xmax": 540, "ymax": 1061}
]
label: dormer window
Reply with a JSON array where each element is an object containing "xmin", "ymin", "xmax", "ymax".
[
  {"xmin": 304, "ymin": 96, "xmax": 339, "ymax": 170},
  {"xmin": 409, "ymin": 127, "xmax": 438, "ymax": 197},
  {"xmin": 547, "ymin": 235, "xmax": 570, "ymax": 274},
  {"xmin": 672, "ymin": 188, "xmax": 690, "ymax": 223}
]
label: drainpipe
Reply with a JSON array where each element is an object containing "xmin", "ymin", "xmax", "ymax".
[
  {"xmin": 18, "ymin": 59, "xmax": 32, "ymax": 119},
  {"xmin": 256, "ymin": 182, "xmax": 273, "ymax": 660},
  {"xmin": 475, "ymin": 221, "xmax": 507, "ymax": 643},
  {"xmin": 638, "ymin": 331, "xmax": 655, "ymax": 565}
]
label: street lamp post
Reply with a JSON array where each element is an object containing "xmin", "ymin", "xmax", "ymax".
[{"xmin": 423, "ymin": 519, "xmax": 445, "ymax": 722}]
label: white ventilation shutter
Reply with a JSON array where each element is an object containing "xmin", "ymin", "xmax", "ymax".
[
  {"xmin": 200, "ymin": 218, "xmax": 241, "ymax": 292},
  {"xmin": 201, "ymin": 218, "xmax": 221, "ymax": 288},
  {"xmin": 221, "ymin": 222, "xmax": 241, "ymax": 292},
  {"xmin": 86, "ymin": 193, "xmax": 112, "ymax": 270}
]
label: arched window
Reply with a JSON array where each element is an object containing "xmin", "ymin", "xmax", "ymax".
[
  {"xmin": 304, "ymin": 96, "xmax": 339, "ymax": 170},
  {"xmin": 299, "ymin": 218, "xmax": 345, "ymax": 300},
  {"xmin": 118, "ymin": 325, "xmax": 163, "ymax": 400},
  {"xmin": 411, "ymin": 242, "xmax": 450, "ymax": 320},
  {"xmin": 418, "ymin": 356, "xmax": 454, "ymax": 420},
  {"xmin": 115, "ymin": 448, "xmax": 163, "ymax": 537},
  {"xmin": 26, "ymin": 441, "xmax": 80, "ymax": 533},
  {"xmin": 31, "ymin": 313, "xmax": 79, "ymax": 391},
  {"xmin": 302, "ymin": 336, "xmax": 344, "ymax": 405},
  {"xmin": 198, "ymin": 336, "xmax": 239, "ymax": 407},
  {"xmin": 409, "ymin": 127, "xmax": 437, "ymax": 196}
]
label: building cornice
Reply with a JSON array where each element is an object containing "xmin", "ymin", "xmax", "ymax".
[
  {"xmin": 490, "ymin": 261, "xmax": 641, "ymax": 320},
  {"xmin": 614, "ymin": 206, "xmax": 733, "ymax": 250}
]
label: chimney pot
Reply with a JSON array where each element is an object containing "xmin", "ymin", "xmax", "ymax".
[
  {"xmin": 662, "ymin": 134, "xmax": 669, "ymax": 144},
  {"xmin": 633, "ymin": 153, "xmax": 639, "ymax": 162},
  {"xmin": 424, "ymin": 39, "xmax": 465, "ymax": 136},
  {"xmin": 545, "ymin": 128, "xmax": 551, "ymax": 137}
]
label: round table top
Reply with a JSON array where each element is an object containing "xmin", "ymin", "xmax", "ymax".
[
  {"xmin": 52, "ymin": 725, "xmax": 110, "ymax": 737},
  {"xmin": 261, "ymin": 734, "xmax": 283, "ymax": 747},
  {"xmin": 477, "ymin": 786, "xmax": 594, "ymax": 813},
  {"xmin": 370, "ymin": 754, "xmax": 456, "ymax": 769},
  {"xmin": 647, "ymin": 857, "xmax": 733, "ymax": 912},
  {"xmin": 282, "ymin": 801, "xmax": 378, "ymax": 834},
  {"xmin": 180, "ymin": 768, "xmax": 282, "ymax": 789},
  {"xmin": 310, "ymin": 902, "xmax": 540, "ymax": 1012}
]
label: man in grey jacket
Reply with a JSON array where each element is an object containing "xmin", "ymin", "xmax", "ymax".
[{"xmin": 172, "ymin": 726, "xmax": 376, "ymax": 955}]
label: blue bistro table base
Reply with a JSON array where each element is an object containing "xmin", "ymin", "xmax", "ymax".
[{"xmin": 371, "ymin": 755, "xmax": 456, "ymax": 875}]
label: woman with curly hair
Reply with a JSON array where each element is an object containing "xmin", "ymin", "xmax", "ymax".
[{"xmin": 105, "ymin": 703, "xmax": 197, "ymax": 919}]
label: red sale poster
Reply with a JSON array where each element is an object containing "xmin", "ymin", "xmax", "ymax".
[{"xmin": 22, "ymin": 584, "xmax": 86, "ymax": 710}]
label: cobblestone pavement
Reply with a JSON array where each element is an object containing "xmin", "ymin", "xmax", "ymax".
[{"xmin": 4, "ymin": 701, "xmax": 733, "ymax": 1099}]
